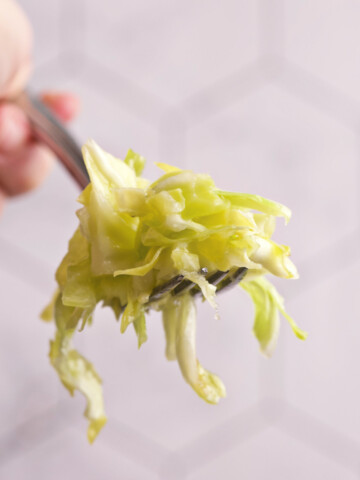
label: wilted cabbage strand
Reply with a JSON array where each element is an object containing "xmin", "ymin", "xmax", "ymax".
[{"xmin": 42, "ymin": 140, "xmax": 306, "ymax": 442}]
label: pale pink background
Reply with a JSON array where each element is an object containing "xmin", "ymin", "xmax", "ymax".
[{"xmin": 0, "ymin": 1, "xmax": 359, "ymax": 479}]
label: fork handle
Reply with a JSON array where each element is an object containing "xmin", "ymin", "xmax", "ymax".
[{"xmin": 13, "ymin": 92, "xmax": 90, "ymax": 189}]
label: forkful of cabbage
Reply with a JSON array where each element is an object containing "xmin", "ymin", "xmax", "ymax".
[{"xmin": 18, "ymin": 92, "xmax": 307, "ymax": 443}]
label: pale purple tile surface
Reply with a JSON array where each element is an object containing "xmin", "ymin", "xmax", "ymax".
[
  {"xmin": 0, "ymin": 428, "xmax": 159, "ymax": 480},
  {"xmin": 187, "ymin": 426, "xmax": 358, "ymax": 480},
  {"xmin": 1, "ymin": 0, "xmax": 360, "ymax": 478}
]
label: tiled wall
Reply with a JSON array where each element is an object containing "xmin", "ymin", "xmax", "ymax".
[{"xmin": 1, "ymin": 1, "xmax": 359, "ymax": 478}]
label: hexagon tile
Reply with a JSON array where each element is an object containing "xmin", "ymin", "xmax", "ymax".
[
  {"xmin": 85, "ymin": 0, "xmax": 259, "ymax": 103},
  {"xmin": 0, "ymin": 428, "xmax": 159, "ymax": 480},
  {"xmin": 283, "ymin": 0, "xmax": 360, "ymax": 104},
  {"xmin": 0, "ymin": 270, "xmax": 59, "ymax": 438},
  {"xmin": 3, "ymin": 0, "xmax": 360, "ymax": 479},
  {"xmin": 186, "ymin": 426, "xmax": 359, "ymax": 480}
]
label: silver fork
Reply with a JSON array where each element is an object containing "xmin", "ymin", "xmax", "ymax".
[
  {"xmin": 14, "ymin": 92, "xmax": 90, "ymax": 189},
  {"xmin": 15, "ymin": 91, "xmax": 247, "ymax": 301}
]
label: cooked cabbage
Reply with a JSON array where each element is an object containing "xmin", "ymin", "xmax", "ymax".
[{"xmin": 43, "ymin": 140, "xmax": 306, "ymax": 441}]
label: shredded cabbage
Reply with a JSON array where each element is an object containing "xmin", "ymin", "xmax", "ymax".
[{"xmin": 43, "ymin": 140, "xmax": 306, "ymax": 441}]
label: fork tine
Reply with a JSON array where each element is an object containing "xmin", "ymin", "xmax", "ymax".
[
  {"xmin": 147, "ymin": 274, "xmax": 184, "ymax": 303},
  {"xmin": 125, "ymin": 267, "xmax": 247, "ymax": 312},
  {"xmin": 147, "ymin": 267, "xmax": 208, "ymax": 304},
  {"xmin": 190, "ymin": 270, "xmax": 229, "ymax": 297},
  {"xmin": 172, "ymin": 267, "xmax": 208, "ymax": 296},
  {"xmin": 215, "ymin": 267, "xmax": 247, "ymax": 294},
  {"xmin": 206, "ymin": 270, "xmax": 230, "ymax": 285}
]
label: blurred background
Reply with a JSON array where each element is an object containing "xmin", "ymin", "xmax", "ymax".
[{"xmin": 1, "ymin": 0, "xmax": 360, "ymax": 478}]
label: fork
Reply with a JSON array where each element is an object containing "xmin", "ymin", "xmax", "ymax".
[
  {"xmin": 14, "ymin": 92, "xmax": 90, "ymax": 189},
  {"xmin": 15, "ymin": 91, "xmax": 247, "ymax": 301}
]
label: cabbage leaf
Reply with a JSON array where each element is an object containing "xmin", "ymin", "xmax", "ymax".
[{"xmin": 43, "ymin": 140, "xmax": 305, "ymax": 442}]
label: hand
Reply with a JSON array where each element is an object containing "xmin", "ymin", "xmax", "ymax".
[{"xmin": 0, "ymin": 0, "xmax": 79, "ymax": 215}]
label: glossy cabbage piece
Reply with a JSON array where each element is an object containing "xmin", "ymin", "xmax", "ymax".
[{"xmin": 43, "ymin": 140, "xmax": 306, "ymax": 442}]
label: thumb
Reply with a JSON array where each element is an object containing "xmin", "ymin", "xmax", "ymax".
[{"xmin": 0, "ymin": 0, "xmax": 32, "ymax": 98}]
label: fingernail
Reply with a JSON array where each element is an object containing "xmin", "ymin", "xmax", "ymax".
[{"xmin": 41, "ymin": 92, "xmax": 80, "ymax": 122}]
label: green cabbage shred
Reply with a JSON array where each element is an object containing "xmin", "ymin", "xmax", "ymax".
[{"xmin": 42, "ymin": 140, "xmax": 306, "ymax": 442}]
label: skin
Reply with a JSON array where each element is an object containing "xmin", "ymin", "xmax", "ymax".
[{"xmin": 0, "ymin": 0, "xmax": 79, "ymax": 214}]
